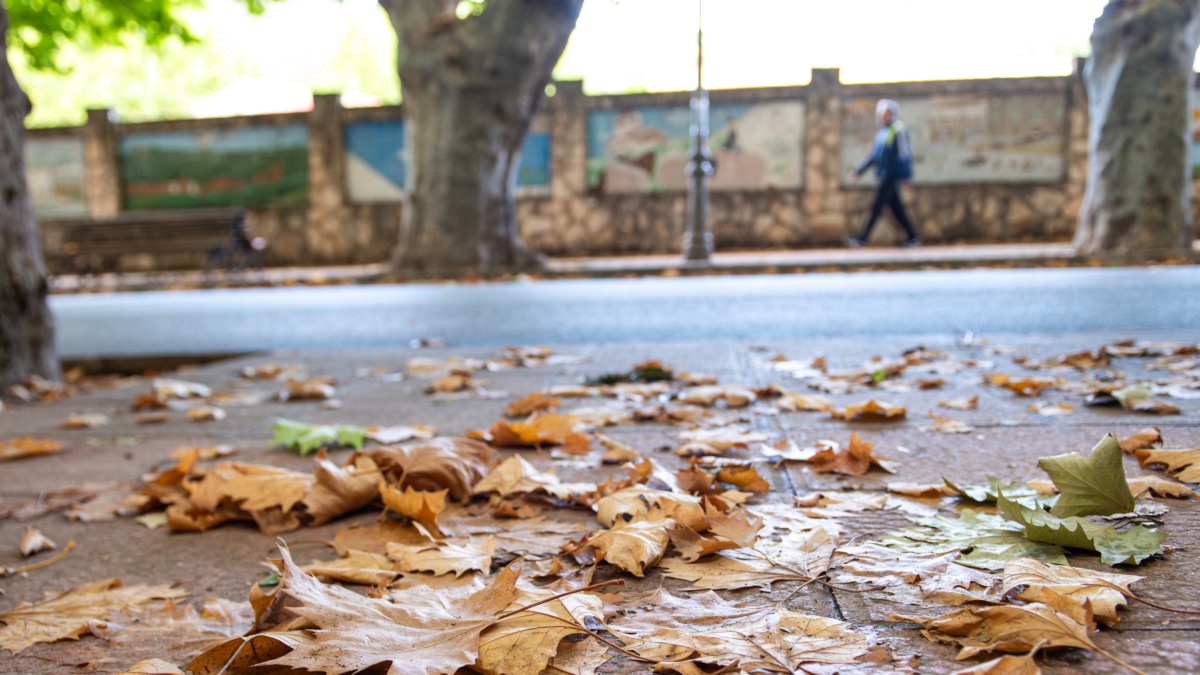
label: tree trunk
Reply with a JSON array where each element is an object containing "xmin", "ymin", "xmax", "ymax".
[
  {"xmin": 1076, "ymin": 0, "xmax": 1200, "ymax": 256},
  {"xmin": 0, "ymin": 4, "xmax": 58, "ymax": 386},
  {"xmin": 380, "ymin": 0, "xmax": 583, "ymax": 276}
]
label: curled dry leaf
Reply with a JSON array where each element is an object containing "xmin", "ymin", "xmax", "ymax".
[
  {"xmin": 892, "ymin": 587, "xmax": 1096, "ymax": 660},
  {"xmin": 677, "ymin": 384, "xmax": 757, "ymax": 408},
  {"xmin": 1126, "ymin": 475, "xmax": 1200, "ymax": 499},
  {"xmin": 186, "ymin": 406, "xmax": 226, "ymax": 422},
  {"xmin": 386, "ymin": 536, "xmax": 495, "ymax": 577},
  {"xmin": 114, "ymin": 659, "xmax": 186, "ymax": 675},
  {"xmin": 365, "ymin": 424, "xmax": 438, "ymax": 444},
  {"xmin": 1133, "ymin": 446, "xmax": 1200, "ymax": 483},
  {"xmin": 152, "ymin": 378, "xmax": 212, "ymax": 399},
  {"xmin": 482, "ymin": 412, "xmax": 581, "ymax": 448},
  {"xmin": 1028, "ymin": 401, "xmax": 1074, "ymax": 416},
  {"xmin": 596, "ymin": 433, "xmax": 640, "ymax": 464},
  {"xmin": 806, "ymin": 433, "xmax": 898, "ymax": 476},
  {"xmin": 0, "ymin": 436, "xmax": 62, "ymax": 462},
  {"xmin": 888, "ymin": 482, "xmax": 957, "ymax": 498},
  {"xmin": 1001, "ymin": 557, "xmax": 1142, "ymax": 626},
  {"xmin": 569, "ymin": 518, "xmax": 671, "ymax": 576},
  {"xmin": 170, "ymin": 444, "xmax": 236, "ymax": 461},
  {"xmin": 380, "ymin": 483, "xmax": 447, "ymax": 535},
  {"xmin": 472, "ymin": 455, "xmax": 598, "ymax": 504},
  {"xmin": 776, "ymin": 391, "xmax": 834, "ymax": 412},
  {"xmin": 677, "ymin": 427, "xmax": 768, "ymax": 454},
  {"xmin": 950, "ymin": 652, "xmax": 1042, "ymax": 675},
  {"xmin": 715, "ymin": 464, "xmax": 770, "ymax": 492},
  {"xmin": 276, "ymin": 377, "xmax": 337, "ymax": 401},
  {"xmin": 984, "ymin": 374, "xmax": 1057, "ymax": 397},
  {"xmin": 476, "ymin": 581, "xmax": 604, "ymax": 675},
  {"xmin": 594, "ymin": 486, "xmax": 704, "ymax": 529},
  {"xmin": 922, "ymin": 411, "xmax": 975, "ymax": 434},
  {"xmin": 19, "ymin": 528, "xmax": 56, "ymax": 556},
  {"xmin": 367, "ymin": 436, "xmax": 495, "ymax": 502},
  {"xmin": 504, "ymin": 391, "xmax": 561, "ymax": 417},
  {"xmin": 1118, "ymin": 427, "xmax": 1162, "ymax": 454},
  {"xmin": 0, "ymin": 579, "xmax": 186, "ymax": 654},
  {"xmin": 939, "ymin": 395, "xmax": 979, "ymax": 411},
  {"xmin": 831, "ymin": 399, "xmax": 907, "ymax": 422},
  {"xmin": 427, "ymin": 374, "xmax": 480, "ymax": 393},
  {"xmin": 135, "ymin": 412, "xmax": 169, "ymax": 425},
  {"xmin": 61, "ymin": 412, "xmax": 109, "ymax": 429}
]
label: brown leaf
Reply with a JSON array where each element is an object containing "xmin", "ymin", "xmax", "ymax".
[
  {"xmin": 299, "ymin": 549, "xmax": 400, "ymax": 586},
  {"xmin": 0, "ymin": 436, "xmax": 62, "ymax": 462},
  {"xmin": 715, "ymin": 464, "xmax": 770, "ymax": 492},
  {"xmin": 240, "ymin": 545, "xmax": 519, "ymax": 675},
  {"xmin": 19, "ymin": 528, "xmax": 56, "ymax": 556},
  {"xmin": 1118, "ymin": 428, "xmax": 1162, "ymax": 453},
  {"xmin": 594, "ymin": 486, "xmax": 704, "ymax": 529},
  {"xmin": 364, "ymin": 424, "xmax": 438, "ymax": 444},
  {"xmin": 504, "ymin": 392, "xmax": 562, "ymax": 417},
  {"xmin": 0, "ymin": 579, "xmax": 185, "ymax": 654},
  {"xmin": 596, "ymin": 433, "xmax": 639, "ymax": 464},
  {"xmin": 471, "ymin": 455, "xmax": 597, "ymax": 503},
  {"xmin": 186, "ymin": 406, "xmax": 226, "ymax": 422},
  {"xmin": 570, "ymin": 519, "xmax": 670, "ymax": 576},
  {"xmin": 939, "ymin": 395, "xmax": 979, "ymax": 410},
  {"xmin": 132, "ymin": 391, "xmax": 169, "ymax": 410},
  {"xmin": 951, "ymin": 652, "xmax": 1042, "ymax": 675},
  {"xmin": 379, "ymin": 484, "xmax": 447, "ymax": 535},
  {"xmin": 922, "ymin": 411, "xmax": 976, "ymax": 434},
  {"xmin": 893, "ymin": 588, "xmax": 1096, "ymax": 660},
  {"xmin": 831, "ymin": 399, "xmax": 907, "ymax": 422},
  {"xmin": 276, "ymin": 377, "xmax": 336, "ymax": 401},
  {"xmin": 114, "ymin": 659, "xmax": 186, "ymax": 675},
  {"xmin": 367, "ymin": 437, "xmax": 494, "ymax": 502},
  {"xmin": 1126, "ymin": 475, "xmax": 1200, "ymax": 499},
  {"xmin": 776, "ymin": 392, "xmax": 834, "ymax": 412},
  {"xmin": 1127, "ymin": 399, "xmax": 1180, "ymax": 415},
  {"xmin": 387, "ymin": 536, "xmax": 494, "ymax": 576},
  {"xmin": 807, "ymin": 433, "xmax": 897, "ymax": 476},
  {"xmin": 330, "ymin": 520, "xmax": 428, "ymax": 556},
  {"xmin": 61, "ymin": 412, "xmax": 109, "ymax": 429},
  {"xmin": 476, "ymin": 582, "xmax": 603, "ymax": 675},
  {"xmin": 888, "ymin": 482, "xmax": 957, "ymax": 498},
  {"xmin": 1134, "ymin": 447, "xmax": 1200, "ymax": 483},
  {"xmin": 1001, "ymin": 557, "xmax": 1142, "ymax": 626},
  {"xmin": 486, "ymin": 412, "xmax": 578, "ymax": 447},
  {"xmin": 677, "ymin": 384, "xmax": 757, "ymax": 408},
  {"xmin": 427, "ymin": 373, "xmax": 479, "ymax": 393},
  {"xmin": 676, "ymin": 427, "xmax": 768, "ymax": 454},
  {"xmin": 984, "ymin": 374, "xmax": 1057, "ymax": 397}
]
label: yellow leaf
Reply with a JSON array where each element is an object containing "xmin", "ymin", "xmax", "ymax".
[
  {"xmin": 832, "ymin": 399, "xmax": 907, "ymax": 422},
  {"xmin": 379, "ymin": 484, "xmax": 447, "ymax": 535},
  {"xmin": 572, "ymin": 519, "xmax": 670, "ymax": 576},
  {"xmin": 1001, "ymin": 557, "xmax": 1142, "ymax": 626},
  {"xmin": 0, "ymin": 436, "xmax": 62, "ymax": 462},
  {"xmin": 1135, "ymin": 447, "xmax": 1200, "ymax": 482},
  {"xmin": 504, "ymin": 391, "xmax": 561, "ymax": 417},
  {"xmin": 386, "ymin": 536, "xmax": 494, "ymax": 577},
  {"xmin": 476, "ymin": 584, "xmax": 603, "ymax": 675}
]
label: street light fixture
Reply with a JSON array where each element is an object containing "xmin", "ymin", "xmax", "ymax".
[{"xmin": 682, "ymin": 0, "xmax": 714, "ymax": 263}]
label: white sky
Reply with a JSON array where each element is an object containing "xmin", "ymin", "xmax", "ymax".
[{"xmin": 556, "ymin": 0, "xmax": 1110, "ymax": 92}]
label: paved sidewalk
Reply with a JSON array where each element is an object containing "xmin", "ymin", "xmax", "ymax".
[
  {"xmin": 0, "ymin": 329, "xmax": 1197, "ymax": 673},
  {"xmin": 45, "ymin": 242, "xmax": 1121, "ymax": 293}
]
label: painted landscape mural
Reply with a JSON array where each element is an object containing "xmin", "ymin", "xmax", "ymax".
[
  {"xmin": 586, "ymin": 100, "xmax": 805, "ymax": 194},
  {"xmin": 119, "ymin": 125, "xmax": 309, "ymax": 210},
  {"xmin": 344, "ymin": 119, "xmax": 551, "ymax": 202},
  {"xmin": 841, "ymin": 94, "xmax": 1067, "ymax": 185},
  {"xmin": 26, "ymin": 136, "xmax": 87, "ymax": 218}
]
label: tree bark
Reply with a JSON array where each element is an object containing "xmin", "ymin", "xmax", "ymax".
[
  {"xmin": 0, "ymin": 3, "xmax": 58, "ymax": 386},
  {"xmin": 380, "ymin": 0, "xmax": 583, "ymax": 276},
  {"xmin": 1076, "ymin": 0, "xmax": 1200, "ymax": 256}
]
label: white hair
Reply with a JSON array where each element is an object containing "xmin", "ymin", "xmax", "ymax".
[{"xmin": 876, "ymin": 99, "xmax": 900, "ymax": 117}]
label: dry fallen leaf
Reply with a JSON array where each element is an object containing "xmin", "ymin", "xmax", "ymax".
[
  {"xmin": 504, "ymin": 392, "xmax": 562, "ymax": 417},
  {"xmin": 18, "ymin": 528, "xmax": 56, "ymax": 556},
  {"xmin": 0, "ymin": 436, "xmax": 62, "ymax": 462},
  {"xmin": 61, "ymin": 412, "xmax": 109, "ymax": 429},
  {"xmin": 950, "ymin": 652, "xmax": 1042, "ymax": 675},
  {"xmin": 776, "ymin": 392, "xmax": 834, "ymax": 412},
  {"xmin": 832, "ymin": 399, "xmax": 907, "ymax": 422},
  {"xmin": 888, "ymin": 482, "xmax": 957, "ymax": 498},
  {"xmin": 379, "ymin": 483, "xmax": 447, "ymax": 535},
  {"xmin": 276, "ymin": 377, "xmax": 337, "ymax": 401},
  {"xmin": 569, "ymin": 518, "xmax": 671, "ymax": 576},
  {"xmin": 922, "ymin": 411, "xmax": 975, "ymax": 434},
  {"xmin": 476, "ymin": 582, "xmax": 603, "ymax": 675},
  {"xmin": 0, "ymin": 579, "xmax": 186, "ymax": 654},
  {"xmin": 806, "ymin": 433, "xmax": 897, "ymax": 476},
  {"xmin": 471, "ymin": 455, "xmax": 597, "ymax": 503},
  {"xmin": 186, "ymin": 405, "xmax": 226, "ymax": 422},
  {"xmin": 939, "ymin": 395, "xmax": 979, "ymax": 411},
  {"xmin": 677, "ymin": 384, "xmax": 757, "ymax": 408},
  {"xmin": 1118, "ymin": 428, "xmax": 1162, "ymax": 454},
  {"xmin": 114, "ymin": 659, "xmax": 186, "ymax": 675},
  {"xmin": 365, "ymin": 424, "xmax": 438, "ymax": 444},
  {"xmin": 300, "ymin": 550, "xmax": 401, "ymax": 586},
  {"xmin": 1134, "ymin": 447, "xmax": 1200, "ymax": 483},
  {"xmin": 1028, "ymin": 401, "xmax": 1074, "ymax": 416},
  {"xmin": 1126, "ymin": 475, "xmax": 1200, "ymax": 499},
  {"xmin": 152, "ymin": 378, "xmax": 212, "ymax": 399},
  {"xmin": 984, "ymin": 374, "xmax": 1057, "ymax": 397},
  {"xmin": 367, "ymin": 437, "xmax": 495, "ymax": 503},
  {"xmin": 1001, "ymin": 557, "xmax": 1141, "ymax": 626}
]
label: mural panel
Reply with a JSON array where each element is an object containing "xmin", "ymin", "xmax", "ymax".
[
  {"xmin": 119, "ymin": 125, "xmax": 309, "ymax": 210},
  {"xmin": 841, "ymin": 94, "xmax": 1066, "ymax": 185},
  {"xmin": 586, "ymin": 100, "xmax": 805, "ymax": 194},
  {"xmin": 26, "ymin": 137, "xmax": 87, "ymax": 218},
  {"xmin": 344, "ymin": 119, "xmax": 551, "ymax": 202}
]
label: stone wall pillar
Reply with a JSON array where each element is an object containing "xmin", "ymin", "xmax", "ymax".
[
  {"xmin": 803, "ymin": 68, "xmax": 850, "ymax": 243},
  {"xmin": 305, "ymin": 93, "xmax": 349, "ymax": 262},
  {"xmin": 82, "ymin": 108, "xmax": 120, "ymax": 218},
  {"xmin": 1061, "ymin": 57, "xmax": 1090, "ymax": 233}
]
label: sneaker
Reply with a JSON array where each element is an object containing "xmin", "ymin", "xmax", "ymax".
[
  {"xmin": 900, "ymin": 237, "xmax": 923, "ymax": 248},
  {"xmin": 843, "ymin": 235, "xmax": 865, "ymax": 248}
]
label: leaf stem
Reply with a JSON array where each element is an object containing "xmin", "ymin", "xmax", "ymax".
[
  {"xmin": 497, "ymin": 578, "xmax": 624, "ymax": 620},
  {"xmin": 1130, "ymin": 594, "xmax": 1200, "ymax": 615},
  {"xmin": 0, "ymin": 540, "xmax": 75, "ymax": 576}
]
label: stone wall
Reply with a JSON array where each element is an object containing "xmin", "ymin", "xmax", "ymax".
[{"xmin": 28, "ymin": 61, "xmax": 1195, "ymax": 269}]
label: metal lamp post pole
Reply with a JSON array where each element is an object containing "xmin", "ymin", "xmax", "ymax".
[{"xmin": 683, "ymin": 0, "xmax": 714, "ymax": 262}]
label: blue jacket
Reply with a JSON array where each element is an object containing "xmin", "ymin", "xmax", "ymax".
[{"xmin": 857, "ymin": 120, "xmax": 913, "ymax": 181}]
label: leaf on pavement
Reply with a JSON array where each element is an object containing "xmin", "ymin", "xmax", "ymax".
[
  {"xmin": 476, "ymin": 581, "xmax": 604, "ymax": 675},
  {"xmin": 367, "ymin": 437, "xmax": 496, "ymax": 502},
  {"xmin": 270, "ymin": 418, "xmax": 365, "ymax": 455},
  {"xmin": 1133, "ymin": 446, "xmax": 1200, "ymax": 483},
  {"xmin": 830, "ymin": 399, "xmax": 907, "ymax": 422},
  {"xmin": 152, "ymin": 378, "xmax": 212, "ymax": 399},
  {"xmin": 806, "ymin": 433, "xmax": 898, "ymax": 476},
  {"xmin": 61, "ymin": 412, "xmax": 109, "ymax": 429},
  {"xmin": 386, "ymin": 536, "xmax": 495, "ymax": 577},
  {"xmin": 484, "ymin": 412, "xmax": 580, "ymax": 447},
  {"xmin": 676, "ymin": 384, "xmax": 757, "ymax": 408},
  {"xmin": 19, "ymin": 528, "xmax": 56, "ymax": 556},
  {"xmin": 1028, "ymin": 401, "xmax": 1074, "ymax": 416},
  {"xmin": 1126, "ymin": 475, "xmax": 1200, "ymax": 499},
  {"xmin": 364, "ymin": 424, "xmax": 437, "ymax": 444},
  {"xmin": 676, "ymin": 427, "xmax": 769, "ymax": 454},
  {"xmin": 944, "ymin": 477, "xmax": 1053, "ymax": 509},
  {"xmin": 472, "ymin": 455, "xmax": 598, "ymax": 504},
  {"xmin": 1001, "ymin": 557, "xmax": 1142, "ymax": 626},
  {"xmin": 950, "ymin": 652, "xmax": 1042, "ymax": 675},
  {"xmin": 892, "ymin": 588, "xmax": 1095, "ymax": 660},
  {"xmin": 984, "ymin": 374, "xmax": 1057, "ymax": 397},
  {"xmin": 0, "ymin": 579, "xmax": 185, "ymax": 654},
  {"xmin": 939, "ymin": 395, "xmax": 979, "ymax": 411},
  {"xmin": 299, "ymin": 549, "xmax": 400, "ymax": 586},
  {"xmin": 922, "ymin": 411, "xmax": 975, "ymax": 434},
  {"xmin": 569, "ymin": 519, "xmax": 671, "ymax": 576},
  {"xmin": 596, "ymin": 433, "xmax": 640, "ymax": 464},
  {"xmin": 876, "ymin": 509, "xmax": 1067, "ymax": 571},
  {"xmin": 276, "ymin": 545, "xmax": 516, "ymax": 675},
  {"xmin": 330, "ymin": 520, "xmax": 428, "ymax": 556},
  {"xmin": 1118, "ymin": 428, "xmax": 1162, "ymax": 453},
  {"xmin": 593, "ymin": 486, "xmax": 704, "ymax": 530},
  {"xmin": 715, "ymin": 464, "xmax": 770, "ymax": 491},
  {"xmin": 888, "ymin": 482, "xmax": 957, "ymax": 498},
  {"xmin": 440, "ymin": 512, "xmax": 591, "ymax": 558},
  {"xmin": 996, "ymin": 492, "xmax": 1165, "ymax": 566},
  {"xmin": 1038, "ymin": 434, "xmax": 1135, "ymax": 518},
  {"xmin": 379, "ymin": 484, "xmax": 447, "ymax": 535},
  {"xmin": 609, "ymin": 590, "xmax": 872, "ymax": 672},
  {"xmin": 664, "ymin": 527, "xmax": 838, "ymax": 590},
  {"xmin": 504, "ymin": 392, "xmax": 562, "ymax": 417},
  {"xmin": 0, "ymin": 436, "xmax": 62, "ymax": 462},
  {"xmin": 114, "ymin": 659, "xmax": 186, "ymax": 675},
  {"xmin": 276, "ymin": 377, "xmax": 337, "ymax": 401},
  {"xmin": 775, "ymin": 391, "xmax": 833, "ymax": 412}
]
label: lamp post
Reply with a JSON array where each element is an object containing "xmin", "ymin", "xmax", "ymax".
[{"xmin": 682, "ymin": 0, "xmax": 713, "ymax": 262}]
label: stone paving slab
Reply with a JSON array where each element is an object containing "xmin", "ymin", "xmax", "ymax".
[{"xmin": 0, "ymin": 332, "xmax": 1198, "ymax": 674}]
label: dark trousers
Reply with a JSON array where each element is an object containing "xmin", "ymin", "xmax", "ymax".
[{"xmin": 858, "ymin": 178, "xmax": 917, "ymax": 241}]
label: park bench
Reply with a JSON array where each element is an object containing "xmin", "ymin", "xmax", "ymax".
[{"xmin": 41, "ymin": 208, "xmax": 250, "ymax": 274}]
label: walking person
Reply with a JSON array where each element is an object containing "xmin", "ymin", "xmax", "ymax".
[{"xmin": 844, "ymin": 99, "xmax": 921, "ymax": 247}]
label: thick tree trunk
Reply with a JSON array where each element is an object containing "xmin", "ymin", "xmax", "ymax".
[
  {"xmin": 1076, "ymin": 0, "xmax": 1200, "ymax": 256},
  {"xmin": 0, "ymin": 4, "xmax": 58, "ymax": 386},
  {"xmin": 380, "ymin": 0, "xmax": 583, "ymax": 276}
]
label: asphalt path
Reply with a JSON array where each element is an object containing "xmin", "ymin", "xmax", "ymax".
[{"xmin": 50, "ymin": 266, "xmax": 1200, "ymax": 359}]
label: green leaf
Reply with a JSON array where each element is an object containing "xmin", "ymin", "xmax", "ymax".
[
  {"xmin": 880, "ymin": 510, "xmax": 1067, "ymax": 571},
  {"xmin": 997, "ymin": 491, "xmax": 1165, "ymax": 566},
  {"xmin": 943, "ymin": 476, "xmax": 1055, "ymax": 510},
  {"xmin": 1039, "ymin": 434, "xmax": 1135, "ymax": 518},
  {"xmin": 270, "ymin": 418, "xmax": 366, "ymax": 455}
]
